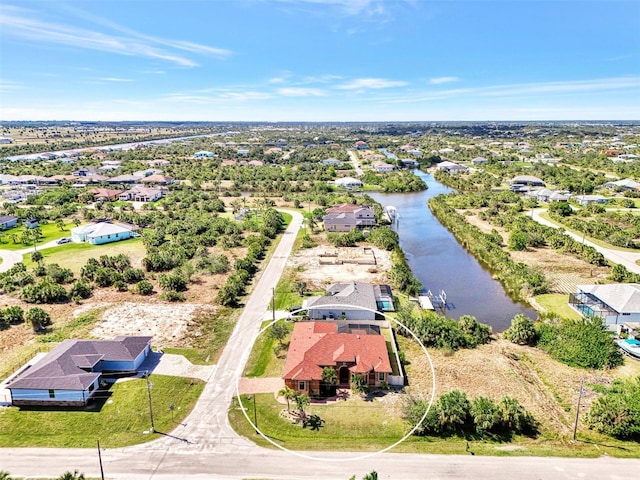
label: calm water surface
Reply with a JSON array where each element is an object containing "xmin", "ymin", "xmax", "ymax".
[{"xmin": 368, "ymin": 170, "xmax": 535, "ymax": 332}]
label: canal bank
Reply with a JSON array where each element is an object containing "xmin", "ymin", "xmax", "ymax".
[{"xmin": 368, "ymin": 170, "xmax": 535, "ymax": 332}]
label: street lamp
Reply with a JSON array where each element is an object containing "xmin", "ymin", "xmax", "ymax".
[
  {"xmin": 247, "ymin": 395, "xmax": 258, "ymax": 433},
  {"xmin": 145, "ymin": 371, "xmax": 156, "ymax": 433}
]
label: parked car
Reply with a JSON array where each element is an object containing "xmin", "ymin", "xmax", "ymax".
[{"xmin": 56, "ymin": 237, "xmax": 72, "ymax": 245}]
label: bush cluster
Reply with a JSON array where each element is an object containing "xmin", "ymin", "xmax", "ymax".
[{"xmin": 404, "ymin": 390, "xmax": 537, "ymax": 438}]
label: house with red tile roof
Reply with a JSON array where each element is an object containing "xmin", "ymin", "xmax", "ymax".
[{"xmin": 282, "ymin": 322, "xmax": 392, "ymax": 396}]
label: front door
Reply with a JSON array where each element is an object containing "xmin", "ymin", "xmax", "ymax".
[{"xmin": 339, "ymin": 366, "xmax": 350, "ymax": 385}]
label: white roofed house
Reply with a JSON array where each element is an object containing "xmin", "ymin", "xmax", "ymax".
[
  {"xmin": 569, "ymin": 284, "xmax": 640, "ymax": 325},
  {"xmin": 335, "ymin": 177, "xmax": 363, "ymax": 189},
  {"xmin": 436, "ymin": 161, "xmax": 468, "ymax": 174},
  {"xmin": 373, "ymin": 162, "xmax": 396, "ymax": 172},
  {"xmin": 71, "ymin": 222, "xmax": 133, "ymax": 245}
]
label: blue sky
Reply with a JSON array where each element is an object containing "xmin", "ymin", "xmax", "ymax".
[{"xmin": 1, "ymin": 0, "xmax": 639, "ymax": 121}]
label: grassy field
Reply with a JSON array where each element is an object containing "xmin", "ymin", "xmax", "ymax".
[
  {"xmin": 243, "ymin": 321, "xmax": 291, "ymax": 377},
  {"xmin": 21, "ymin": 238, "xmax": 145, "ymax": 273},
  {"xmin": 0, "ymin": 222, "xmax": 74, "ymax": 251},
  {"xmin": 230, "ymin": 393, "xmax": 407, "ymax": 452},
  {"xmin": 228, "ymin": 391, "xmax": 640, "ymax": 458},
  {"xmin": 533, "ymin": 293, "xmax": 582, "ymax": 320},
  {"xmin": 0, "ymin": 374, "xmax": 204, "ymax": 448}
]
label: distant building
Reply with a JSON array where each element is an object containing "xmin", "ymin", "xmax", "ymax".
[
  {"xmin": 194, "ymin": 151, "xmax": 214, "ymax": 158},
  {"xmin": 0, "ymin": 137, "xmax": 14, "ymax": 144},
  {"xmin": 372, "ymin": 162, "xmax": 396, "ymax": 172},
  {"xmin": 509, "ymin": 175, "xmax": 545, "ymax": 188},
  {"xmin": 436, "ymin": 161, "xmax": 468, "ymax": 173},
  {"xmin": 0, "ymin": 215, "xmax": 19, "ymax": 230},
  {"xmin": 334, "ymin": 177, "xmax": 363, "ymax": 189},
  {"xmin": 71, "ymin": 222, "xmax": 133, "ymax": 245}
]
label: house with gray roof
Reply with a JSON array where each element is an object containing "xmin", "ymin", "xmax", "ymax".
[
  {"xmin": 7, "ymin": 336, "xmax": 151, "ymax": 406},
  {"xmin": 569, "ymin": 284, "xmax": 640, "ymax": 325},
  {"xmin": 304, "ymin": 282, "xmax": 394, "ymax": 321},
  {"xmin": 322, "ymin": 203, "xmax": 376, "ymax": 232}
]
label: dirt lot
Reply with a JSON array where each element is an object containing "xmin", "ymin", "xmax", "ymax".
[
  {"xmin": 402, "ymin": 337, "xmax": 632, "ymax": 435},
  {"xmin": 288, "ymin": 245, "xmax": 392, "ymax": 289}
]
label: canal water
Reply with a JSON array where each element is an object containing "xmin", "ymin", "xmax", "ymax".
[{"xmin": 368, "ymin": 170, "xmax": 536, "ymax": 332}]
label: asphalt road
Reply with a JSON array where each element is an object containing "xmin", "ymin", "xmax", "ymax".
[{"xmin": 1, "ymin": 209, "xmax": 640, "ymax": 478}]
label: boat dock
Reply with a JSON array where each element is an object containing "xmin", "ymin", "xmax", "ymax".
[
  {"xmin": 417, "ymin": 289, "xmax": 448, "ymax": 313},
  {"xmin": 382, "ymin": 205, "xmax": 398, "ymax": 223}
]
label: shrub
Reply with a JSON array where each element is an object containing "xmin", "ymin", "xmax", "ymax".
[
  {"xmin": 470, "ymin": 396, "xmax": 501, "ymax": 434},
  {"xmin": 162, "ymin": 290, "xmax": 186, "ymax": 302},
  {"xmin": 26, "ymin": 307, "xmax": 52, "ymax": 332},
  {"xmin": 122, "ymin": 268, "xmax": 145, "ymax": 284},
  {"xmin": 158, "ymin": 273, "xmax": 188, "ymax": 292},
  {"xmin": 68, "ymin": 279, "xmax": 92, "ymax": 299},
  {"xmin": 135, "ymin": 280, "xmax": 154, "ymax": 295},
  {"xmin": 535, "ymin": 317, "xmax": 623, "ymax": 369},
  {"xmin": 4, "ymin": 306, "xmax": 24, "ymax": 325},
  {"xmin": 21, "ymin": 279, "xmax": 68, "ymax": 303},
  {"xmin": 585, "ymin": 377, "xmax": 640, "ymax": 440},
  {"xmin": 504, "ymin": 314, "xmax": 537, "ymax": 345}
]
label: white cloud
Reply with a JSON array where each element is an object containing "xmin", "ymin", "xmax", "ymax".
[
  {"xmin": 161, "ymin": 90, "xmax": 273, "ymax": 104},
  {"xmin": 274, "ymin": 0, "xmax": 386, "ymax": 17},
  {"xmin": 0, "ymin": 5, "xmax": 231, "ymax": 68},
  {"xmin": 277, "ymin": 87, "xmax": 327, "ymax": 97},
  {"xmin": 382, "ymin": 76, "xmax": 640, "ymax": 103},
  {"xmin": 337, "ymin": 77, "xmax": 408, "ymax": 90},
  {"xmin": 429, "ymin": 76, "xmax": 459, "ymax": 85},
  {"xmin": 97, "ymin": 77, "xmax": 134, "ymax": 82}
]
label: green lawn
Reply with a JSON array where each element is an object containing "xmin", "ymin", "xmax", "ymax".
[
  {"xmin": 0, "ymin": 222, "xmax": 74, "ymax": 251},
  {"xmin": 534, "ymin": 294, "xmax": 582, "ymax": 320},
  {"xmin": 228, "ymin": 394, "xmax": 640, "ymax": 458},
  {"xmin": 21, "ymin": 238, "xmax": 145, "ymax": 273},
  {"xmin": 0, "ymin": 374, "xmax": 204, "ymax": 448},
  {"xmin": 230, "ymin": 393, "xmax": 407, "ymax": 452},
  {"xmin": 243, "ymin": 321, "xmax": 291, "ymax": 377}
]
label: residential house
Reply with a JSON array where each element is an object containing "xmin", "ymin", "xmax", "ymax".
[
  {"xmin": 471, "ymin": 157, "xmax": 488, "ymax": 165},
  {"xmin": 304, "ymin": 282, "xmax": 394, "ymax": 321},
  {"xmin": 436, "ymin": 161, "xmax": 468, "ymax": 174},
  {"xmin": 355, "ymin": 141, "xmax": 369, "ymax": 150},
  {"xmin": 569, "ymin": 284, "xmax": 640, "ymax": 325},
  {"xmin": 194, "ymin": 151, "xmax": 214, "ymax": 158},
  {"xmin": 140, "ymin": 174, "xmax": 174, "ymax": 185},
  {"xmin": 400, "ymin": 158, "xmax": 419, "ymax": 168},
  {"xmin": 106, "ymin": 174, "xmax": 140, "ymax": 185},
  {"xmin": 322, "ymin": 158, "xmax": 342, "ymax": 166},
  {"xmin": 237, "ymin": 149, "xmax": 250, "ymax": 156},
  {"xmin": 71, "ymin": 222, "xmax": 133, "ymax": 245},
  {"xmin": 334, "ymin": 177, "xmax": 363, "ymax": 189},
  {"xmin": 438, "ymin": 148, "xmax": 455, "ymax": 154},
  {"xmin": 509, "ymin": 175, "xmax": 545, "ymax": 188},
  {"xmin": 282, "ymin": 322, "xmax": 392, "ymax": 396},
  {"xmin": 0, "ymin": 137, "xmax": 14, "ymax": 144},
  {"xmin": 7, "ymin": 336, "xmax": 151, "ymax": 406},
  {"xmin": 322, "ymin": 203, "xmax": 376, "ymax": 232},
  {"xmin": 247, "ymin": 160, "xmax": 264, "ymax": 167},
  {"xmin": 574, "ymin": 195, "xmax": 609, "ymax": 206},
  {"xmin": 73, "ymin": 167, "xmax": 100, "ymax": 177},
  {"xmin": 372, "ymin": 162, "xmax": 396, "ymax": 172},
  {"xmin": 25, "ymin": 219, "xmax": 39, "ymax": 229},
  {"xmin": 603, "ymin": 179, "xmax": 640, "ymax": 191},
  {"xmin": 119, "ymin": 186, "xmax": 163, "ymax": 202},
  {"xmin": 0, "ymin": 215, "xmax": 18, "ymax": 229},
  {"xmin": 87, "ymin": 188, "xmax": 123, "ymax": 202},
  {"xmin": 525, "ymin": 188, "xmax": 569, "ymax": 203},
  {"xmin": 408, "ymin": 149, "xmax": 423, "ymax": 157}
]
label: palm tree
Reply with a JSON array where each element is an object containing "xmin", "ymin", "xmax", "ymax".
[
  {"xmin": 0, "ymin": 471, "xmax": 12, "ymax": 480},
  {"xmin": 294, "ymin": 393, "xmax": 310, "ymax": 420},
  {"xmin": 56, "ymin": 471, "xmax": 85, "ymax": 480},
  {"xmin": 278, "ymin": 386, "xmax": 296, "ymax": 413},
  {"xmin": 72, "ymin": 218, "xmax": 81, "ymax": 228},
  {"xmin": 55, "ymin": 218, "xmax": 65, "ymax": 231}
]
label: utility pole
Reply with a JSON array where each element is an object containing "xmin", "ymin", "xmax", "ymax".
[
  {"xmin": 145, "ymin": 371, "xmax": 155, "ymax": 433},
  {"xmin": 573, "ymin": 377, "xmax": 585, "ymax": 441},
  {"xmin": 253, "ymin": 395, "xmax": 258, "ymax": 432},
  {"xmin": 97, "ymin": 439, "xmax": 105, "ymax": 480}
]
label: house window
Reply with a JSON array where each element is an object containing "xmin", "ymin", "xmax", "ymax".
[
  {"xmin": 622, "ymin": 313, "xmax": 631, "ymax": 316},
  {"xmin": 48, "ymin": 389, "xmax": 55, "ymax": 398},
  {"xmin": 298, "ymin": 381, "xmax": 306, "ymax": 391},
  {"xmin": 379, "ymin": 372, "xmax": 385, "ymax": 381},
  {"xmin": 88, "ymin": 383, "xmax": 95, "ymax": 392}
]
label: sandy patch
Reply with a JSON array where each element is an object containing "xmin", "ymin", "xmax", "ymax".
[
  {"xmin": 288, "ymin": 246, "xmax": 392, "ymax": 290},
  {"xmin": 82, "ymin": 302, "xmax": 216, "ymax": 345}
]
